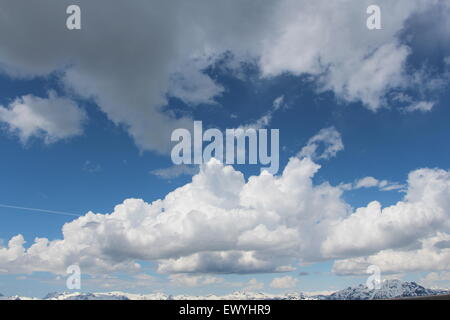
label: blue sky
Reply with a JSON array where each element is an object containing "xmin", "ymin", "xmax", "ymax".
[{"xmin": 0, "ymin": 0, "xmax": 450, "ymax": 298}]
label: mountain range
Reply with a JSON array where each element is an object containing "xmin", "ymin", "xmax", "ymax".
[{"xmin": 0, "ymin": 280, "xmax": 448, "ymax": 300}]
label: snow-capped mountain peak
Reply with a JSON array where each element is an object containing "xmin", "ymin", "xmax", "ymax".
[{"xmin": 326, "ymin": 280, "xmax": 448, "ymax": 300}]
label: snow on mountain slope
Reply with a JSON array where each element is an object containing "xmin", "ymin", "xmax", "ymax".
[
  {"xmin": 41, "ymin": 291, "xmax": 308, "ymax": 301},
  {"xmin": 44, "ymin": 291, "xmax": 169, "ymax": 300},
  {"xmin": 173, "ymin": 292, "xmax": 308, "ymax": 300}
]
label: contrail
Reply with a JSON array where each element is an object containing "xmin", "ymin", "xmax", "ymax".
[{"xmin": 0, "ymin": 203, "xmax": 82, "ymax": 217}]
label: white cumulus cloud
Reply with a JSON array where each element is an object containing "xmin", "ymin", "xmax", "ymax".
[
  {"xmin": 326, "ymin": 167, "xmax": 450, "ymax": 273},
  {"xmin": 0, "ymin": 91, "xmax": 85, "ymax": 143},
  {"xmin": 1, "ymin": 129, "xmax": 450, "ymax": 278},
  {"xmin": 0, "ymin": 156, "xmax": 350, "ymax": 275}
]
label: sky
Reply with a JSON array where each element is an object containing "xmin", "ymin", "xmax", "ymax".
[{"xmin": 0, "ymin": 0, "xmax": 450, "ymax": 298}]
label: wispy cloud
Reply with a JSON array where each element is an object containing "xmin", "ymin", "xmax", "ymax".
[
  {"xmin": 150, "ymin": 165, "xmax": 199, "ymax": 180},
  {"xmin": 298, "ymin": 127, "xmax": 344, "ymax": 160},
  {"xmin": 352, "ymin": 176, "xmax": 405, "ymax": 192},
  {"xmin": 240, "ymin": 95, "xmax": 285, "ymax": 130},
  {"xmin": 270, "ymin": 276, "xmax": 298, "ymax": 289},
  {"xmin": 83, "ymin": 160, "xmax": 102, "ymax": 173},
  {"xmin": 403, "ymin": 101, "xmax": 435, "ymax": 113}
]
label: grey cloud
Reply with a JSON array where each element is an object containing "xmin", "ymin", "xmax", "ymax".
[
  {"xmin": 435, "ymin": 240, "xmax": 450, "ymax": 249},
  {"xmin": 0, "ymin": 0, "xmax": 448, "ymax": 154},
  {"xmin": 0, "ymin": 0, "xmax": 274, "ymax": 153}
]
